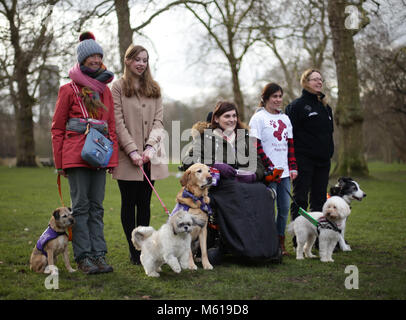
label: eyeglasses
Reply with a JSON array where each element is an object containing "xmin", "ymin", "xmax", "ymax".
[{"xmin": 308, "ymin": 77, "xmax": 325, "ymax": 83}]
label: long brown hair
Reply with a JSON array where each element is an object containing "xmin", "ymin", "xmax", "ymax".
[
  {"xmin": 211, "ymin": 101, "xmax": 244, "ymax": 132},
  {"xmin": 122, "ymin": 44, "xmax": 161, "ymax": 98}
]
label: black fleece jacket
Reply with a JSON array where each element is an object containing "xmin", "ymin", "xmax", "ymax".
[{"xmin": 285, "ymin": 89, "xmax": 334, "ymax": 164}]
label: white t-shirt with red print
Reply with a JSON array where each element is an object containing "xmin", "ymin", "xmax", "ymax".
[{"xmin": 249, "ymin": 108, "xmax": 293, "ymax": 178}]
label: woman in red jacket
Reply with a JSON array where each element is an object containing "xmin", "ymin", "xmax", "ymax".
[{"xmin": 51, "ymin": 32, "xmax": 118, "ymax": 275}]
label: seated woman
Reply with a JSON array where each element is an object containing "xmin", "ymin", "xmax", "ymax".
[{"xmin": 180, "ymin": 101, "xmax": 281, "ymax": 264}]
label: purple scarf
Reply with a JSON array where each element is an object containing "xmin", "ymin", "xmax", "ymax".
[{"xmin": 170, "ymin": 189, "xmax": 212, "ymax": 216}]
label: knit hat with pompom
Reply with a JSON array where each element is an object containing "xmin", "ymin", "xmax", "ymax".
[{"xmin": 77, "ymin": 32, "xmax": 104, "ymax": 64}]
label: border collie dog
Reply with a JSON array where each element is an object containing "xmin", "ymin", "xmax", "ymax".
[{"xmin": 329, "ymin": 177, "xmax": 366, "ymax": 251}]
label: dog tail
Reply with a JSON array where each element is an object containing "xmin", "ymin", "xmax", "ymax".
[{"xmin": 131, "ymin": 226, "xmax": 155, "ymax": 250}]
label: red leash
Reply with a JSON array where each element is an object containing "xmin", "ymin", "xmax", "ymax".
[
  {"xmin": 57, "ymin": 175, "xmax": 73, "ymax": 241},
  {"xmin": 139, "ymin": 165, "xmax": 170, "ymax": 216}
]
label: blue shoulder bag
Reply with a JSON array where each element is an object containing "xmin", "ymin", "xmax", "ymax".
[{"xmin": 81, "ymin": 125, "xmax": 113, "ymax": 168}]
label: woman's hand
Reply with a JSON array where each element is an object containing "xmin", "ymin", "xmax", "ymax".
[
  {"xmin": 211, "ymin": 163, "xmax": 236, "ymax": 179},
  {"xmin": 142, "ymin": 145, "xmax": 155, "ymax": 164},
  {"xmin": 57, "ymin": 169, "xmax": 68, "ymax": 178},
  {"xmin": 129, "ymin": 150, "xmax": 143, "ymax": 167},
  {"xmin": 290, "ymin": 170, "xmax": 298, "ymax": 180}
]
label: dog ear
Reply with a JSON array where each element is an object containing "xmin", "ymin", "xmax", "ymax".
[
  {"xmin": 329, "ymin": 186, "xmax": 340, "ymax": 196},
  {"xmin": 53, "ymin": 209, "xmax": 60, "ymax": 220},
  {"xmin": 192, "ymin": 217, "xmax": 206, "ymax": 229},
  {"xmin": 339, "ymin": 177, "xmax": 352, "ymax": 185},
  {"xmin": 180, "ymin": 170, "xmax": 191, "ymax": 187}
]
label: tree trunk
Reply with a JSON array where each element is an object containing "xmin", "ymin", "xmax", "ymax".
[
  {"xmin": 15, "ymin": 71, "xmax": 37, "ymax": 167},
  {"xmin": 230, "ymin": 62, "xmax": 245, "ymax": 121},
  {"xmin": 327, "ymin": 0, "xmax": 368, "ymax": 177},
  {"xmin": 114, "ymin": 0, "xmax": 133, "ymax": 72}
]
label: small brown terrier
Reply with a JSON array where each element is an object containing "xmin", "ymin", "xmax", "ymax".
[
  {"xmin": 30, "ymin": 207, "xmax": 76, "ymax": 274},
  {"xmin": 177, "ymin": 163, "xmax": 213, "ymax": 270}
]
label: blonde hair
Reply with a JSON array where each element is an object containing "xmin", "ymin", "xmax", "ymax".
[
  {"xmin": 300, "ymin": 68, "xmax": 327, "ymax": 106},
  {"xmin": 122, "ymin": 44, "xmax": 161, "ymax": 98}
]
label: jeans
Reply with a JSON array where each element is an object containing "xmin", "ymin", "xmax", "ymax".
[
  {"xmin": 67, "ymin": 167, "xmax": 107, "ymax": 262},
  {"xmin": 269, "ymin": 177, "xmax": 291, "ymax": 236}
]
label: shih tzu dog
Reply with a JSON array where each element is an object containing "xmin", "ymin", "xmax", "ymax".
[
  {"xmin": 288, "ymin": 196, "xmax": 351, "ymax": 262},
  {"xmin": 131, "ymin": 210, "xmax": 201, "ymax": 277}
]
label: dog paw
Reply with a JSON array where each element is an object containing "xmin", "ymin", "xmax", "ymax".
[
  {"xmin": 342, "ymin": 245, "xmax": 352, "ymax": 251},
  {"xmin": 172, "ymin": 266, "xmax": 181, "ymax": 273},
  {"xmin": 68, "ymin": 268, "xmax": 76, "ymax": 273},
  {"xmin": 296, "ymin": 256, "xmax": 305, "ymax": 260},
  {"xmin": 203, "ymin": 263, "xmax": 213, "ymax": 270},
  {"xmin": 189, "ymin": 263, "xmax": 198, "ymax": 270},
  {"xmin": 147, "ymin": 271, "xmax": 160, "ymax": 277}
]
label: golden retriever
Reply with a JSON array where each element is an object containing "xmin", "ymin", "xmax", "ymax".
[{"xmin": 177, "ymin": 163, "xmax": 213, "ymax": 270}]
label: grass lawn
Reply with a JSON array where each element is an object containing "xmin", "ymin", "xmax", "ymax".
[{"xmin": 0, "ymin": 162, "xmax": 405, "ymax": 302}]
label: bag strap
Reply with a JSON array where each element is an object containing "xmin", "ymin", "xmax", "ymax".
[{"xmin": 70, "ymin": 82, "xmax": 89, "ymax": 119}]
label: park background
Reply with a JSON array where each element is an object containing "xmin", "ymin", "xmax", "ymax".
[{"xmin": 0, "ymin": 0, "xmax": 405, "ymax": 301}]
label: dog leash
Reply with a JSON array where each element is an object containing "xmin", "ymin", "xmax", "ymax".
[
  {"xmin": 280, "ymin": 184, "xmax": 340, "ymax": 231},
  {"xmin": 276, "ymin": 183, "xmax": 319, "ymax": 227},
  {"xmin": 57, "ymin": 174, "xmax": 73, "ymax": 241},
  {"xmin": 139, "ymin": 165, "xmax": 170, "ymax": 216}
]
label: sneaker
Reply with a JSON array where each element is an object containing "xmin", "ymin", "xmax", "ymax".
[
  {"xmin": 77, "ymin": 257, "xmax": 99, "ymax": 275},
  {"xmin": 93, "ymin": 255, "xmax": 113, "ymax": 273}
]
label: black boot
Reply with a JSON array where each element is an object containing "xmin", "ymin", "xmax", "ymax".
[{"xmin": 130, "ymin": 250, "xmax": 141, "ymax": 265}]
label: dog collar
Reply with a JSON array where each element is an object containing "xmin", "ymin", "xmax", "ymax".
[{"xmin": 36, "ymin": 225, "xmax": 67, "ymax": 257}]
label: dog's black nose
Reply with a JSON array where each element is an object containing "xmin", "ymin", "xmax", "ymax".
[{"xmin": 207, "ymin": 176, "xmax": 213, "ymax": 183}]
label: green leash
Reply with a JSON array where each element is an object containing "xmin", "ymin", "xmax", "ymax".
[{"xmin": 274, "ymin": 184, "xmax": 320, "ymax": 227}]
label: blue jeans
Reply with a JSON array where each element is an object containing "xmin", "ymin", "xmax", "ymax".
[{"xmin": 269, "ymin": 177, "xmax": 291, "ymax": 236}]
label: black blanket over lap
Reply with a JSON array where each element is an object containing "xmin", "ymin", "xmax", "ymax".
[{"xmin": 209, "ymin": 179, "xmax": 279, "ymax": 260}]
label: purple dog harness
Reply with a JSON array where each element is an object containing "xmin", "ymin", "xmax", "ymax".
[
  {"xmin": 170, "ymin": 189, "xmax": 213, "ymax": 217},
  {"xmin": 36, "ymin": 225, "xmax": 67, "ymax": 257}
]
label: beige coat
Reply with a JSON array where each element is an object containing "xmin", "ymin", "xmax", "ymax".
[{"xmin": 111, "ymin": 78, "xmax": 169, "ymax": 181}]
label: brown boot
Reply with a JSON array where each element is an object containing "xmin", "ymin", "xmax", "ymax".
[{"xmin": 279, "ymin": 235, "xmax": 289, "ymax": 256}]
